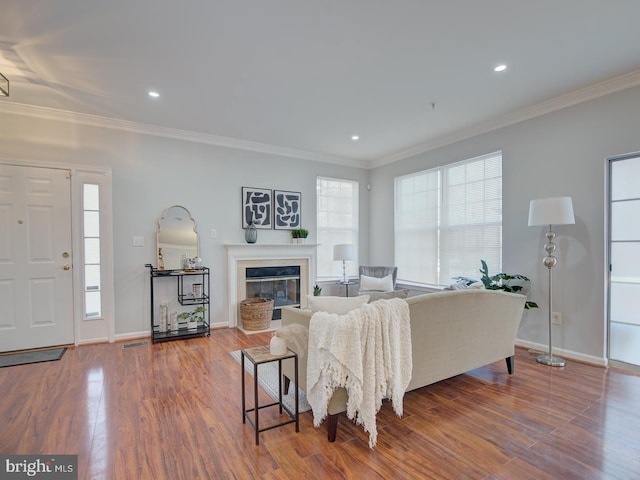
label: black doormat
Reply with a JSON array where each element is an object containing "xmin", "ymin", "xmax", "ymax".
[{"xmin": 0, "ymin": 347, "xmax": 67, "ymax": 368}]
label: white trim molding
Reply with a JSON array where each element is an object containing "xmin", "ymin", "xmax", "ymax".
[
  {"xmin": 372, "ymin": 68, "xmax": 640, "ymax": 167},
  {"xmin": 1, "ymin": 101, "xmax": 367, "ymax": 169},
  {"xmin": 516, "ymin": 339, "xmax": 607, "ymax": 367}
]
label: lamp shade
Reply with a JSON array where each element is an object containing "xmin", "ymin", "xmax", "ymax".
[
  {"xmin": 528, "ymin": 197, "xmax": 575, "ymax": 226},
  {"xmin": 333, "ymin": 244, "xmax": 355, "ymax": 261}
]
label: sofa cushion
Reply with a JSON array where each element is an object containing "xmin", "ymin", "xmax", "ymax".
[
  {"xmin": 359, "ymin": 274, "xmax": 394, "ymax": 292},
  {"xmin": 307, "ymin": 295, "xmax": 370, "ymax": 315}
]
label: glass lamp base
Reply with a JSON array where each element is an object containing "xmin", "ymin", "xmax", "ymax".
[{"xmin": 536, "ymin": 354, "xmax": 566, "ymax": 367}]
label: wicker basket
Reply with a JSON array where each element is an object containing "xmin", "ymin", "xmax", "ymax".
[{"xmin": 240, "ymin": 298, "xmax": 274, "ymax": 331}]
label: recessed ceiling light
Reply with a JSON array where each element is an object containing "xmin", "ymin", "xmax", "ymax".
[
  {"xmin": 494, "ymin": 64, "xmax": 507, "ymax": 72},
  {"xmin": 148, "ymin": 91, "xmax": 160, "ymax": 98},
  {"xmin": 351, "ymin": 135, "xmax": 360, "ymax": 141}
]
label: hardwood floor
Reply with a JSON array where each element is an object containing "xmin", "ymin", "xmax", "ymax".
[{"xmin": 1, "ymin": 328, "xmax": 639, "ymax": 480}]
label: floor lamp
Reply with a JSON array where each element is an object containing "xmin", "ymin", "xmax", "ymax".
[
  {"xmin": 333, "ymin": 244, "xmax": 355, "ymax": 284},
  {"xmin": 528, "ymin": 196, "xmax": 575, "ymax": 367}
]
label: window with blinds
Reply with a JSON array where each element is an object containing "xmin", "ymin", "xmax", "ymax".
[
  {"xmin": 316, "ymin": 177, "xmax": 359, "ymax": 279},
  {"xmin": 395, "ymin": 151, "xmax": 502, "ymax": 285}
]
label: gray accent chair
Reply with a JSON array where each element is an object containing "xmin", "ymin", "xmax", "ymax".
[
  {"xmin": 358, "ymin": 266, "xmax": 398, "ymax": 296},
  {"xmin": 358, "ymin": 266, "xmax": 410, "ymax": 301},
  {"xmin": 358, "ymin": 266, "xmax": 409, "ymax": 302}
]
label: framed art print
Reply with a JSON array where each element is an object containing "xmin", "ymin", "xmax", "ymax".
[
  {"xmin": 242, "ymin": 187, "xmax": 272, "ymax": 229},
  {"xmin": 274, "ymin": 190, "xmax": 301, "ymax": 229}
]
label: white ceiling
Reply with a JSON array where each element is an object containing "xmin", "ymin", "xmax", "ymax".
[{"xmin": 2, "ymin": 1, "xmax": 640, "ymax": 168}]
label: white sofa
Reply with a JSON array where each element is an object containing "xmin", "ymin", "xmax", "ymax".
[{"xmin": 281, "ymin": 289, "xmax": 526, "ymax": 442}]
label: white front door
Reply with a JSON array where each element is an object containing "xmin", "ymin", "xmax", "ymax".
[{"xmin": 0, "ymin": 164, "xmax": 74, "ymax": 352}]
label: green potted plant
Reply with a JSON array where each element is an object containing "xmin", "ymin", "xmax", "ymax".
[
  {"xmin": 178, "ymin": 306, "xmax": 206, "ymax": 329},
  {"xmin": 291, "ymin": 228, "xmax": 309, "ymax": 244},
  {"xmin": 313, "ymin": 284, "xmax": 322, "ymax": 296},
  {"xmin": 455, "ymin": 260, "xmax": 539, "ymax": 309}
]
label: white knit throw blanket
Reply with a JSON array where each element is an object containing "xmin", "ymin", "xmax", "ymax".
[{"xmin": 306, "ymin": 298, "xmax": 412, "ymax": 448}]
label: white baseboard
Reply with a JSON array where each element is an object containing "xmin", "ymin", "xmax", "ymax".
[
  {"xmin": 113, "ymin": 331, "xmax": 150, "ymax": 343},
  {"xmin": 515, "ymin": 338, "xmax": 607, "ymax": 367},
  {"xmin": 76, "ymin": 337, "xmax": 110, "ymax": 346},
  {"xmin": 210, "ymin": 320, "xmax": 230, "ymax": 330}
]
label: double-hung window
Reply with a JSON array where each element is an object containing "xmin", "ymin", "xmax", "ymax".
[
  {"xmin": 316, "ymin": 177, "xmax": 359, "ymax": 279},
  {"xmin": 395, "ymin": 151, "xmax": 502, "ymax": 285}
]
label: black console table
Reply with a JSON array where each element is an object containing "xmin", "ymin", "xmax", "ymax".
[{"xmin": 146, "ymin": 264, "xmax": 211, "ymax": 343}]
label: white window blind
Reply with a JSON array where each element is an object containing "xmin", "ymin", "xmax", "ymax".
[
  {"xmin": 395, "ymin": 151, "xmax": 502, "ymax": 285},
  {"xmin": 316, "ymin": 177, "xmax": 359, "ymax": 279}
]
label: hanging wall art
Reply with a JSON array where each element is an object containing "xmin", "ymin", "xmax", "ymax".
[
  {"xmin": 274, "ymin": 190, "xmax": 301, "ymax": 230},
  {"xmin": 242, "ymin": 187, "xmax": 272, "ymax": 229}
]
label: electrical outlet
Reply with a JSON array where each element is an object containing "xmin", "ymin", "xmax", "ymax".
[
  {"xmin": 552, "ymin": 312, "xmax": 562, "ymax": 325},
  {"xmin": 210, "ymin": 229, "xmax": 217, "ymax": 239}
]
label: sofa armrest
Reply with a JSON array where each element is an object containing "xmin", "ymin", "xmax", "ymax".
[{"xmin": 281, "ymin": 306, "xmax": 313, "ymax": 392}]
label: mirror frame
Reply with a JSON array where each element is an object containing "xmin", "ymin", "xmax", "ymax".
[{"xmin": 157, "ymin": 205, "xmax": 199, "ymax": 270}]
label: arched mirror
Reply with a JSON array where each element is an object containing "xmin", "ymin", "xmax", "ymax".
[{"xmin": 157, "ymin": 205, "xmax": 198, "ymax": 270}]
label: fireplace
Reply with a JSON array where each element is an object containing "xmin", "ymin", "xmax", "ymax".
[
  {"xmin": 245, "ymin": 266, "xmax": 301, "ymax": 320},
  {"xmin": 225, "ymin": 243, "xmax": 317, "ymax": 328}
]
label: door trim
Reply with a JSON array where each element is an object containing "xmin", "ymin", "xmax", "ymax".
[
  {"xmin": 0, "ymin": 158, "xmax": 115, "ymax": 345},
  {"xmin": 605, "ymin": 150, "xmax": 640, "ymax": 366}
]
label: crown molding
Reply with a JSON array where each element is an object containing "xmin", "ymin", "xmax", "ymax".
[
  {"xmin": 371, "ymin": 68, "xmax": 640, "ymax": 168},
  {"xmin": 5, "ymin": 68, "xmax": 640, "ymax": 171},
  {"xmin": 1, "ymin": 101, "xmax": 368, "ymax": 169}
]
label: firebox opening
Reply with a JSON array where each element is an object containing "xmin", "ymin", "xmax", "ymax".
[{"xmin": 245, "ymin": 266, "xmax": 301, "ymax": 320}]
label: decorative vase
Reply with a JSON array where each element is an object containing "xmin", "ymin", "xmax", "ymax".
[
  {"xmin": 245, "ymin": 223, "xmax": 257, "ymax": 244},
  {"xmin": 270, "ymin": 335, "xmax": 287, "ymax": 356}
]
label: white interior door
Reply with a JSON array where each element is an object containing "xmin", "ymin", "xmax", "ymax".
[
  {"xmin": 0, "ymin": 164, "xmax": 74, "ymax": 352},
  {"xmin": 608, "ymin": 153, "xmax": 640, "ymax": 367}
]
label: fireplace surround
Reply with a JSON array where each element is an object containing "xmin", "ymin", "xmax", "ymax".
[{"xmin": 225, "ymin": 244, "xmax": 317, "ymax": 328}]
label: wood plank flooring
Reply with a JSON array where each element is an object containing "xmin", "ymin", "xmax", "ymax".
[{"xmin": 1, "ymin": 328, "xmax": 639, "ymax": 479}]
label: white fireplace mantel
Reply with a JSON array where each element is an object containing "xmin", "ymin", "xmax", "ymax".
[{"xmin": 225, "ymin": 243, "xmax": 318, "ymax": 327}]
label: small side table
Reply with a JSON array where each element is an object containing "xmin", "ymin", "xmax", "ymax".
[
  {"xmin": 336, "ymin": 280, "xmax": 357, "ymax": 297},
  {"xmin": 241, "ymin": 345, "xmax": 299, "ymax": 445}
]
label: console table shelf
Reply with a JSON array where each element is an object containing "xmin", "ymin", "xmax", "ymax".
[{"xmin": 146, "ymin": 264, "xmax": 211, "ymax": 344}]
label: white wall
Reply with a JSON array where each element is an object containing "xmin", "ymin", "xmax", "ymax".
[
  {"xmin": 369, "ymin": 84, "xmax": 640, "ymax": 363},
  {"xmin": 0, "ymin": 111, "xmax": 370, "ymax": 340}
]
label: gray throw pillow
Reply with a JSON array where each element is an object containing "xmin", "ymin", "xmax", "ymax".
[{"xmin": 366, "ymin": 289, "xmax": 410, "ymax": 302}]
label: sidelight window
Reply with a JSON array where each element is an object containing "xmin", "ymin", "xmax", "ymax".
[{"xmin": 82, "ymin": 184, "xmax": 101, "ymax": 318}]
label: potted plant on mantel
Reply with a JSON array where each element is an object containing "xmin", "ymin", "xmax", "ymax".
[{"xmin": 291, "ymin": 228, "xmax": 309, "ymax": 244}]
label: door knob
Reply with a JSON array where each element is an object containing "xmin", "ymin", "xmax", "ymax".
[{"xmin": 63, "ymin": 264, "xmax": 71, "ymax": 271}]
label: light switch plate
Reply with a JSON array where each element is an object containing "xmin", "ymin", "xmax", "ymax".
[{"xmin": 132, "ymin": 236, "xmax": 145, "ymax": 247}]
